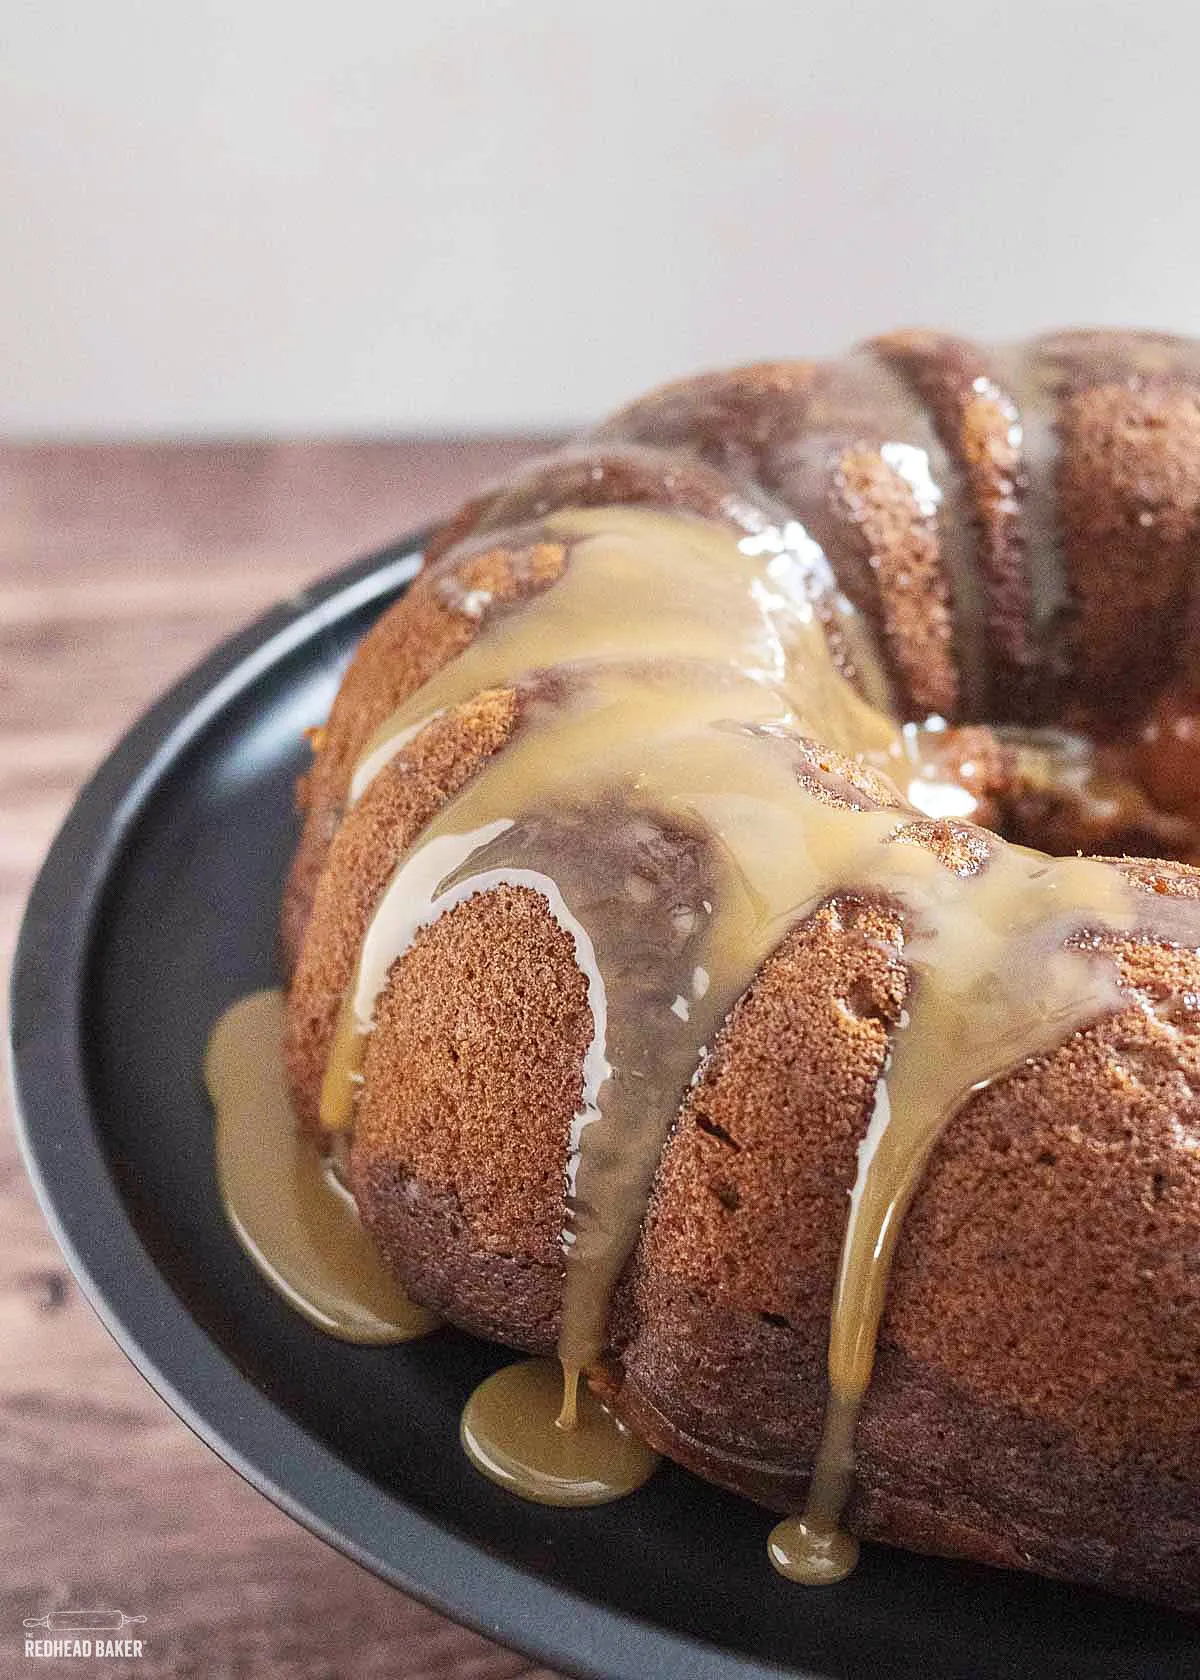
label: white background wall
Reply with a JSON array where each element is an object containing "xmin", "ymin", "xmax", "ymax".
[{"xmin": 5, "ymin": 0, "xmax": 1200, "ymax": 436}]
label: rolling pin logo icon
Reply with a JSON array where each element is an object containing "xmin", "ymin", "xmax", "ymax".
[{"xmin": 24, "ymin": 1610, "xmax": 147, "ymax": 1633}]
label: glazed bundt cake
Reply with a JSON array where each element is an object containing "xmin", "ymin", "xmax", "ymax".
[{"xmin": 276, "ymin": 330, "xmax": 1200, "ymax": 1610}]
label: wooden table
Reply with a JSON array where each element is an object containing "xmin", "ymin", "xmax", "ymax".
[{"xmin": 0, "ymin": 441, "xmax": 567, "ymax": 1680}]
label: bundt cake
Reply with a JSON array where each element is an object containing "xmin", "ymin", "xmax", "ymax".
[{"xmin": 236, "ymin": 330, "xmax": 1200, "ymax": 1612}]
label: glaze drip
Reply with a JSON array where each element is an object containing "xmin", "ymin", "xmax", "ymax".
[
  {"xmin": 207, "ymin": 989, "xmax": 439, "ymax": 1343},
  {"xmin": 460, "ymin": 1358, "xmax": 659, "ymax": 1506}
]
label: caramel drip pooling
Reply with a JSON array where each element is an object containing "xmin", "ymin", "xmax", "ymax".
[
  {"xmin": 460, "ymin": 1357, "xmax": 659, "ymax": 1507},
  {"xmin": 207, "ymin": 989, "xmax": 438, "ymax": 1343},
  {"xmin": 316, "ymin": 505, "xmax": 1200, "ymax": 1575}
]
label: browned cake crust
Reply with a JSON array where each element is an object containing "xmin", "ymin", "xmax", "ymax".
[
  {"xmin": 1053, "ymin": 342, "xmax": 1200, "ymax": 722},
  {"xmin": 421, "ymin": 440, "xmax": 788, "ymax": 568},
  {"xmin": 283, "ymin": 329, "xmax": 1200, "ymax": 1613},
  {"xmin": 870, "ymin": 329, "xmax": 1035, "ymax": 718},
  {"xmin": 615, "ymin": 861, "xmax": 1200, "ymax": 1611},
  {"xmin": 284, "ymin": 687, "xmax": 522, "ymax": 1132}
]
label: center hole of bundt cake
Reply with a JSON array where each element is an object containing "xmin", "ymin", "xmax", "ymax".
[{"xmin": 977, "ymin": 691, "xmax": 1200, "ymax": 867}]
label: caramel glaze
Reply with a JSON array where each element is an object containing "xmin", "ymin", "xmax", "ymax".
[
  {"xmin": 207, "ymin": 989, "xmax": 438, "ymax": 1343},
  {"xmin": 308, "ymin": 504, "xmax": 1200, "ymax": 1573},
  {"xmin": 460, "ymin": 1358, "xmax": 659, "ymax": 1507}
]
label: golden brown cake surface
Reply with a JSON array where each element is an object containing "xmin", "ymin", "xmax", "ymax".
[{"xmin": 279, "ymin": 330, "xmax": 1200, "ymax": 1612}]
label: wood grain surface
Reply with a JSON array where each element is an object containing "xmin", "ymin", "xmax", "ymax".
[{"xmin": 0, "ymin": 440, "xmax": 568, "ymax": 1680}]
